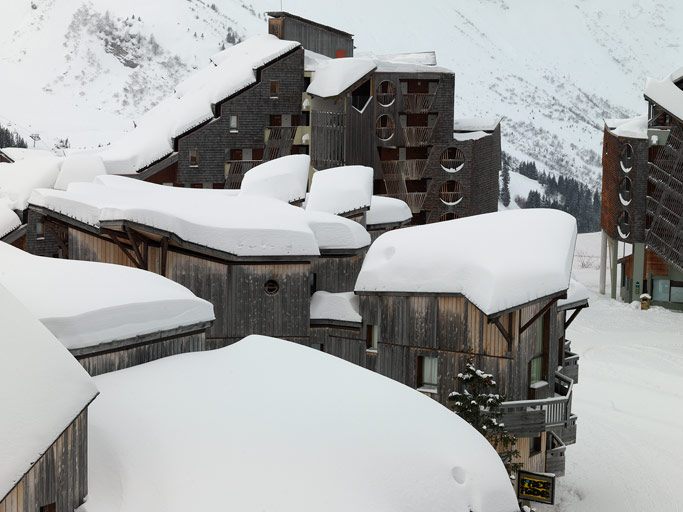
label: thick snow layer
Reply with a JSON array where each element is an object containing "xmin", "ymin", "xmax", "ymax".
[
  {"xmin": 0, "ymin": 202, "xmax": 21, "ymax": 238},
  {"xmin": 0, "ymin": 242, "xmax": 214, "ymax": 349},
  {"xmin": 606, "ymin": 114, "xmax": 648, "ymax": 139},
  {"xmin": 0, "ymin": 284, "xmax": 97, "ymax": 501},
  {"xmin": 304, "ymin": 49, "xmax": 330, "ymax": 72},
  {"xmin": 310, "ymin": 291, "xmax": 362, "ymax": 323},
  {"xmin": 0, "ymin": 147, "xmax": 57, "ymax": 161},
  {"xmin": 304, "ymin": 210, "xmax": 370, "ymax": 250},
  {"xmin": 306, "ymin": 165, "xmax": 373, "ymax": 215},
  {"xmin": 355, "ymin": 209, "xmax": 577, "ymax": 315},
  {"xmin": 81, "ymin": 335, "xmax": 518, "ymax": 512},
  {"xmin": 454, "ymin": 117, "xmax": 502, "ymax": 131},
  {"xmin": 54, "ymin": 154, "xmax": 107, "ymax": 190},
  {"xmin": 558, "ymin": 278, "xmax": 589, "ymax": 310},
  {"xmin": 376, "ymin": 51, "xmax": 438, "ymax": 66},
  {"xmin": 366, "ymin": 195, "xmax": 412, "ymax": 226},
  {"xmin": 453, "ymin": 130, "xmax": 490, "ymax": 142},
  {"xmin": 239, "ymin": 155, "xmax": 310, "ymax": 203},
  {"xmin": 644, "ymin": 75, "xmax": 683, "ymax": 121},
  {"xmin": 306, "ymin": 58, "xmax": 376, "ymax": 98},
  {"xmin": 0, "ymin": 157, "xmax": 61, "ymax": 210}
]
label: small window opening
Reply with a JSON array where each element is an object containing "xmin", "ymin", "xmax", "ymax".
[
  {"xmin": 269, "ymin": 80, "xmax": 280, "ymax": 98},
  {"xmin": 351, "ymin": 79, "xmax": 372, "ymax": 112},
  {"xmin": 366, "ymin": 324, "xmax": 379, "ymax": 351},
  {"xmin": 189, "ymin": 148, "xmax": 199, "ymax": 167},
  {"xmin": 264, "ymin": 279, "xmax": 280, "ymax": 295},
  {"xmin": 417, "ymin": 355, "xmax": 438, "ymax": 390},
  {"xmin": 229, "ymin": 115, "xmax": 238, "ymax": 133}
]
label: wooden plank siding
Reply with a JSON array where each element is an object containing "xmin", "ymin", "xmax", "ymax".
[
  {"xmin": 513, "ymin": 434, "xmax": 547, "ymax": 474},
  {"xmin": 310, "ymin": 251, "xmax": 366, "ymax": 293},
  {"xmin": 308, "ymin": 322, "xmax": 366, "ymax": 366},
  {"xmin": 0, "ymin": 409, "xmax": 88, "ymax": 512}
]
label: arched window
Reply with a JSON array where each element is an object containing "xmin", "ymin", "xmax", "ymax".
[
  {"xmin": 440, "ymin": 147, "xmax": 465, "ymax": 173},
  {"xmin": 619, "ymin": 176, "xmax": 632, "ymax": 205},
  {"xmin": 376, "ymin": 115, "xmax": 395, "ymax": 141},
  {"xmin": 617, "ymin": 211, "xmax": 630, "ymax": 239},
  {"xmin": 620, "ymin": 143, "xmax": 634, "ymax": 172},
  {"xmin": 439, "ymin": 181, "xmax": 463, "ymax": 205},
  {"xmin": 376, "ymin": 80, "xmax": 396, "ymax": 107}
]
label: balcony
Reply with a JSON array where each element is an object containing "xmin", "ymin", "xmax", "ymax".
[
  {"xmin": 562, "ymin": 343, "xmax": 580, "ymax": 383},
  {"xmin": 402, "ymin": 126, "xmax": 434, "ymax": 146},
  {"xmin": 545, "ymin": 431, "xmax": 566, "ymax": 477},
  {"xmin": 402, "ymin": 93, "xmax": 436, "ymax": 113},
  {"xmin": 380, "ymin": 159, "xmax": 428, "ymax": 180},
  {"xmin": 265, "ymin": 126, "xmax": 297, "ymax": 142},
  {"xmin": 224, "ymin": 160, "xmax": 260, "ymax": 188}
]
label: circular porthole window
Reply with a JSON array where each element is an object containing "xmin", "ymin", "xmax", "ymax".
[
  {"xmin": 376, "ymin": 80, "xmax": 396, "ymax": 107},
  {"xmin": 617, "ymin": 211, "xmax": 630, "ymax": 239},
  {"xmin": 375, "ymin": 114, "xmax": 395, "ymax": 141},
  {"xmin": 619, "ymin": 176, "xmax": 632, "ymax": 205},
  {"xmin": 440, "ymin": 147, "xmax": 465, "ymax": 173},
  {"xmin": 439, "ymin": 180, "xmax": 463, "ymax": 206},
  {"xmin": 620, "ymin": 143, "xmax": 634, "ymax": 173},
  {"xmin": 264, "ymin": 279, "xmax": 280, "ymax": 296}
]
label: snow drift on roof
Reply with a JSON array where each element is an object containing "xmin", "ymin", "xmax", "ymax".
[
  {"xmin": 453, "ymin": 117, "xmax": 502, "ymax": 132},
  {"xmin": 54, "ymin": 154, "xmax": 106, "ymax": 190},
  {"xmin": 0, "ymin": 147, "xmax": 56, "ymax": 162},
  {"xmin": 366, "ymin": 195, "xmax": 412, "ymax": 226},
  {"xmin": 376, "ymin": 51, "xmax": 438, "ymax": 66},
  {"xmin": 558, "ymin": 278, "xmax": 590, "ymax": 310},
  {"xmin": 304, "ymin": 210, "xmax": 370, "ymax": 251},
  {"xmin": 671, "ymin": 66, "xmax": 683, "ymax": 83},
  {"xmin": 0, "ymin": 200, "xmax": 21, "ymax": 239},
  {"xmin": 310, "ymin": 291, "xmax": 362, "ymax": 323},
  {"xmin": 306, "ymin": 165, "xmax": 373, "ymax": 215},
  {"xmin": 304, "ymin": 49, "xmax": 330, "ymax": 72},
  {"xmin": 0, "ymin": 242, "xmax": 214, "ymax": 349},
  {"xmin": 355, "ymin": 209, "xmax": 577, "ymax": 315},
  {"xmin": 605, "ymin": 115, "xmax": 648, "ymax": 139},
  {"xmin": 453, "ymin": 131, "xmax": 490, "ymax": 142},
  {"xmin": 306, "ymin": 58, "xmax": 376, "ymax": 98},
  {"xmin": 239, "ymin": 155, "xmax": 310, "ymax": 203},
  {"xmin": 81, "ymin": 335, "xmax": 518, "ymax": 512},
  {"xmin": 0, "ymin": 157, "xmax": 62, "ymax": 210},
  {"xmin": 644, "ymin": 75, "xmax": 683, "ymax": 121},
  {"xmin": 0, "ymin": 284, "xmax": 97, "ymax": 501},
  {"xmin": 209, "ymin": 34, "xmax": 299, "ymax": 67}
]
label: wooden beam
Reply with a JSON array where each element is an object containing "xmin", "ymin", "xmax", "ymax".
[
  {"xmin": 520, "ymin": 299, "xmax": 555, "ymax": 334},
  {"xmin": 491, "ymin": 316, "xmax": 513, "ymax": 352},
  {"xmin": 160, "ymin": 237, "xmax": 169, "ymax": 276},
  {"xmin": 564, "ymin": 305, "xmax": 587, "ymax": 330},
  {"xmin": 100, "ymin": 228, "xmax": 145, "ymax": 269}
]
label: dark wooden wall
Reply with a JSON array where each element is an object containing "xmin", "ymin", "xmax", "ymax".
[
  {"xmin": 308, "ymin": 322, "xmax": 366, "ymax": 366},
  {"xmin": 0, "ymin": 409, "xmax": 88, "ymax": 512},
  {"xmin": 311, "ymin": 252, "xmax": 366, "ymax": 292},
  {"xmin": 277, "ymin": 16, "xmax": 353, "ymax": 58}
]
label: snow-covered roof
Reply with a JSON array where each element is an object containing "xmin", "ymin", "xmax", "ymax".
[
  {"xmin": 239, "ymin": 155, "xmax": 310, "ymax": 203},
  {"xmin": 306, "ymin": 165, "xmax": 373, "ymax": 215},
  {"xmin": 0, "ymin": 200, "xmax": 21, "ymax": 239},
  {"xmin": 366, "ymin": 195, "xmax": 412, "ymax": 227},
  {"xmin": 310, "ymin": 291, "xmax": 362, "ymax": 323},
  {"xmin": 453, "ymin": 117, "xmax": 502, "ymax": 132},
  {"xmin": 376, "ymin": 51, "xmax": 438, "ymax": 66},
  {"xmin": 304, "ymin": 49, "xmax": 330, "ymax": 72},
  {"xmin": 30, "ymin": 176, "xmax": 369, "ymax": 255},
  {"xmin": 453, "ymin": 130, "xmax": 490, "ymax": 142},
  {"xmin": 98, "ymin": 35, "xmax": 300, "ymax": 174},
  {"xmin": 0, "ymin": 157, "xmax": 62, "ymax": 210},
  {"xmin": 605, "ymin": 115, "xmax": 648, "ymax": 139},
  {"xmin": 355, "ymin": 209, "xmax": 577, "ymax": 316},
  {"xmin": 644, "ymin": 74, "xmax": 683, "ymax": 121},
  {"xmin": 0, "ymin": 242, "xmax": 214, "ymax": 349},
  {"xmin": 0, "ymin": 284, "xmax": 97, "ymax": 501},
  {"xmin": 0, "ymin": 147, "xmax": 56, "ymax": 162},
  {"xmin": 306, "ymin": 58, "xmax": 376, "ymax": 98},
  {"xmin": 54, "ymin": 154, "xmax": 107, "ymax": 190},
  {"xmin": 558, "ymin": 278, "xmax": 590, "ymax": 311},
  {"xmin": 671, "ymin": 66, "xmax": 683, "ymax": 83},
  {"xmin": 83, "ymin": 335, "xmax": 518, "ymax": 512}
]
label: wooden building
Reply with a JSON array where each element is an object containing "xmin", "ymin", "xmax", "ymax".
[
  {"xmin": 0, "ymin": 284, "xmax": 98, "ymax": 512},
  {"xmin": 267, "ymin": 11, "xmax": 354, "ymax": 59},
  {"xmin": 353, "ymin": 209, "xmax": 582, "ymax": 477},
  {"xmin": 600, "ymin": 70, "xmax": 683, "ymax": 309}
]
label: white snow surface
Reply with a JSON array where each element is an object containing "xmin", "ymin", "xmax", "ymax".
[
  {"xmin": 310, "ymin": 291, "xmax": 362, "ymax": 323},
  {"xmin": 355, "ymin": 209, "xmax": 577, "ymax": 315},
  {"xmin": 303, "ymin": 49, "xmax": 330, "ymax": 72},
  {"xmin": 606, "ymin": 114, "xmax": 648, "ymax": 140},
  {"xmin": 54, "ymin": 154, "xmax": 107, "ymax": 190},
  {"xmin": 306, "ymin": 165, "xmax": 373, "ymax": 215},
  {"xmin": 304, "ymin": 209, "xmax": 370, "ymax": 250},
  {"xmin": 366, "ymin": 195, "xmax": 412, "ymax": 226},
  {"xmin": 0, "ymin": 242, "xmax": 214, "ymax": 349},
  {"xmin": 644, "ymin": 74, "xmax": 683, "ymax": 121},
  {"xmin": 306, "ymin": 57, "xmax": 376, "ymax": 97},
  {"xmin": 80, "ymin": 335, "xmax": 519, "ymax": 512},
  {"xmin": 499, "ymin": 171, "xmax": 545, "ymax": 211},
  {"xmin": 453, "ymin": 130, "xmax": 490, "ymax": 142},
  {"xmin": 0, "ymin": 148, "xmax": 57, "ymax": 161},
  {"xmin": 557, "ymin": 278, "xmax": 589, "ymax": 310},
  {"xmin": 454, "ymin": 117, "xmax": 502, "ymax": 131},
  {"xmin": 0, "ymin": 202, "xmax": 21, "ymax": 238},
  {"xmin": 239, "ymin": 154, "xmax": 310, "ymax": 203},
  {"xmin": 0, "ymin": 284, "xmax": 97, "ymax": 501},
  {"xmin": 0, "ymin": 157, "xmax": 61, "ymax": 210}
]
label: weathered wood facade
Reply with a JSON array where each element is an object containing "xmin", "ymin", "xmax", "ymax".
[
  {"xmin": 0, "ymin": 409, "xmax": 89, "ymax": 512},
  {"xmin": 267, "ymin": 11, "xmax": 354, "ymax": 59}
]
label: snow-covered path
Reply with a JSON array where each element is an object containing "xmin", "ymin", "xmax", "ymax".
[{"xmin": 551, "ymin": 233, "xmax": 683, "ymax": 512}]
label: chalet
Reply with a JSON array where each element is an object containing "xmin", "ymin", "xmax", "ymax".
[
  {"xmin": 28, "ymin": 171, "xmax": 371, "ymax": 348},
  {"xmin": 354, "ymin": 208, "xmax": 582, "ymax": 477},
  {"xmin": 267, "ymin": 11, "xmax": 354, "ymax": 59},
  {"xmin": 0, "ymin": 241, "xmax": 214, "ymax": 376},
  {"xmin": 305, "ymin": 52, "xmax": 501, "ymax": 224},
  {"xmin": 0, "ymin": 284, "xmax": 98, "ymax": 512},
  {"xmin": 600, "ymin": 69, "xmax": 683, "ymax": 309}
]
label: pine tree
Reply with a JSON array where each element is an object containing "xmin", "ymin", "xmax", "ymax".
[
  {"xmin": 448, "ymin": 361, "xmax": 522, "ymax": 477},
  {"xmin": 500, "ymin": 160, "xmax": 511, "ymax": 207}
]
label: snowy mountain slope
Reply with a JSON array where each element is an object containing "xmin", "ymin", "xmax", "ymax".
[{"xmin": 1, "ymin": 1, "xmax": 682, "ymax": 187}]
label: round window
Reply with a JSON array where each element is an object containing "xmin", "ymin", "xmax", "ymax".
[
  {"xmin": 617, "ymin": 211, "xmax": 630, "ymax": 239},
  {"xmin": 375, "ymin": 114, "xmax": 395, "ymax": 141},
  {"xmin": 440, "ymin": 148, "xmax": 465, "ymax": 173},
  {"xmin": 619, "ymin": 176, "xmax": 632, "ymax": 205},
  {"xmin": 439, "ymin": 181, "xmax": 463, "ymax": 206},
  {"xmin": 620, "ymin": 143, "xmax": 634, "ymax": 173},
  {"xmin": 264, "ymin": 279, "xmax": 280, "ymax": 296},
  {"xmin": 376, "ymin": 80, "xmax": 396, "ymax": 107}
]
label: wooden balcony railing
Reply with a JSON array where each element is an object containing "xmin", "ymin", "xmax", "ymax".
[
  {"xmin": 401, "ymin": 192, "xmax": 427, "ymax": 213},
  {"xmin": 403, "ymin": 126, "xmax": 433, "ymax": 146},
  {"xmin": 380, "ymin": 159, "xmax": 428, "ymax": 180},
  {"xmin": 265, "ymin": 126, "xmax": 297, "ymax": 141},
  {"xmin": 224, "ymin": 160, "xmax": 260, "ymax": 188},
  {"xmin": 403, "ymin": 93, "xmax": 436, "ymax": 112},
  {"xmin": 545, "ymin": 431, "xmax": 566, "ymax": 476}
]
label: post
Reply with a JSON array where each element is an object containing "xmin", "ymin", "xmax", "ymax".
[
  {"xmin": 632, "ymin": 243, "xmax": 645, "ymax": 300},
  {"xmin": 609, "ymin": 237, "xmax": 618, "ymax": 300},
  {"xmin": 599, "ymin": 230, "xmax": 607, "ymax": 295}
]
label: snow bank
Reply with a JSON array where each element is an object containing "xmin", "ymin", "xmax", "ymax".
[
  {"xmin": 0, "ymin": 284, "xmax": 97, "ymax": 501},
  {"xmin": 606, "ymin": 115, "xmax": 648, "ymax": 139},
  {"xmin": 366, "ymin": 195, "xmax": 412, "ymax": 226},
  {"xmin": 644, "ymin": 75, "xmax": 683, "ymax": 121},
  {"xmin": 0, "ymin": 147, "xmax": 57, "ymax": 161},
  {"xmin": 82, "ymin": 335, "xmax": 518, "ymax": 512},
  {"xmin": 355, "ymin": 209, "xmax": 577, "ymax": 315},
  {"xmin": 54, "ymin": 154, "xmax": 106, "ymax": 190},
  {"xmin": 0, "ymin": 201, "xmax": 21, "ymax": 238},
  {"xmin": 307, "ymin": 58, "xmax": 376, "ymax": 97},
  {"xmin": 0, "ymin": 157, "xmax": 61, "ymax": 209},
  {"xmin": 310, "ymin": 291, "xmax": 362, "ymax": 323},
  {"xmin": 239, "ymin": 155, "xmax": 310, "ymax": 203},
  {"xmin": 0, "ymin": 242, "xmax": 214, "ymax": 349},
  {"xmin": 558, "ymin": 278, "xmax": 590, "ymax": 310},
  {"xmin": 304, "ymin": 210, "xmax": 371, "ymax": 250},
  {"xmin": 306, "ymin": 165, "xmax": 373, "ymax": 215}
]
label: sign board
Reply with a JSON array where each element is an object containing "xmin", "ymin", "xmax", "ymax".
[{"xmin": 517, "ymin": 470, "xmax": 555, "ymax": 505}]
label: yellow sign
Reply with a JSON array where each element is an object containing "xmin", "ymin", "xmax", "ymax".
[{"xmin": 517, "ymin": 470, "xmax": 555, "ymax": 505}]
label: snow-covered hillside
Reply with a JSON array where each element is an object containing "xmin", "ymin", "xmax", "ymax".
[{"xmin": 1, "ymin": 1, "xmax": 682, "ymax": 186}]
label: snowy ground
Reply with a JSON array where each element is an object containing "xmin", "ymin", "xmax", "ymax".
[{"xmin": 545, "ymin": 233, "xmax": 683, "ymax": 512}]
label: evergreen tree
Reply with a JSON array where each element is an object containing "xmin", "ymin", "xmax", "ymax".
[
  {"xmin": 448, "ymin": 361, "xmax": 522, "ymax": 477},
  {"xmin": 501, "ymin": 160, "xmax": 511, "ymax": 207},
  {"xmin": 0, "ymin": 124, "xmax": 28, "ymax": 148}
]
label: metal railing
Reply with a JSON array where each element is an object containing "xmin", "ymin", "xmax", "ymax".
[{"xmin": 265, "ymin": 126, "xmax": 297, "ymax": 141}]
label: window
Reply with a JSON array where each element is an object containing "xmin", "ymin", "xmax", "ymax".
[
  {"xmin": 617, "ymin": 211, "xmax": 630, "ymax": 239},
  {"xmin": 229, "ymin": 115, "xmax": 238, "ymax": 133},
  {"xmin": 36, "ymin": 219, "xmax": 45, "ymax": 240},
  {"xmin": 528, "ymin": 312, "xmax": 548, "ymax": 392},
  {"xmin": 417, "ymin": 355, "xmax": 438, "ymax": 391},
  {"xmin": 229, "ymin": 148, "xmax": 243, "ymax": 161},
  {"xmin": 620, "ymin": 143, "xmax": 634, "ymax": 172},
  {"xmin": 40, "ymin": 504, "xmax": 56, "ymax": 512},
  {"xmin": 530, "ymin": 435, "xmax": 542, "ymax": 456},
  {"xmin": 264, "ymin": 279, "xmax": 280, "ymax": 295},
  {"xmin": 440, "ymin": 147, "xmax": 465, "ymax": 173},
  {"xmin": 376, "ymin": 80, "xmax": 396, "ymax": 107},
  {"xmin": 671, "ymin": 282, "xmax": 683, "ymax": 303},
  {"xmin": 619, "ymin": 176, "xmax": 632, "ymax": 205},
  {"xmin": 189, "ymin": 148, "xmax": 199, "ymax": 167},
  {"xmin": 351, "ymin": 80, "xmax": 372, "ymax": 112},
  {"xmin": 375, "ymin": 114, "xmax": 395, "ymax": 141},
  {"xmin": 652, "ymin": 279, "xmax": 670, "ymax": 302},
  {"xmin": 270, "ymin": 114, "xmax": 282, "ymax": 127},
  {"xmin": 269, "ymin": 80, "xmax": 280, "ymax": 98},
  {"xmin": 309, "ymin": 273, "xmax": 317, "ymax": 295},
  {"xmin": 439, "ymin": 180, "xmax": 463, "ymax": 205},
  {"xmin": 366, "ymin": 324, "xmax": 379, "ymax": 351}
]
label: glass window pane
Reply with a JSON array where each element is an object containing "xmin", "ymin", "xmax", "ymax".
[
  {"xmin": 652, "ymin": 279, "xmax": 670, "ymax": 302},
  {"xmin": 530, "ymin": 356, "xmax": 542, "ymax": 384},
  {"xmin": 670, "ymin": 285, "xmax": 683, "ymax": 303}
]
